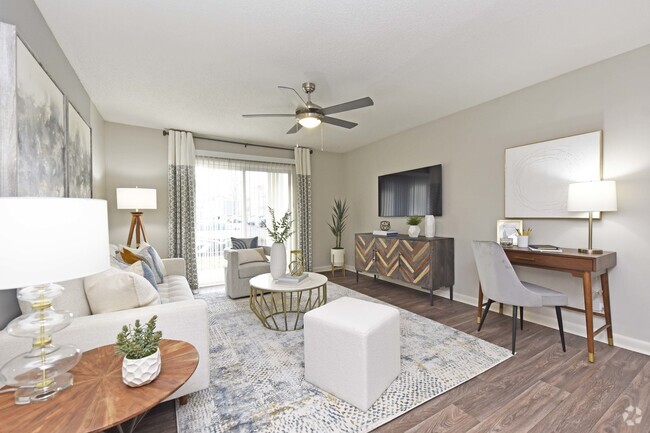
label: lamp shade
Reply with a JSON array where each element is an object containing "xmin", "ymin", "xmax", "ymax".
[
  {"xmin": 567, "ymin": 180, "xmax": 617, "ymax": 212},
  {"xmin": 0, "ymin": 198, "xmax": 109, "ymax": 289},
  {"xmin": 116, "ymin": 188, "xmax": 157, "ymax": 210}
]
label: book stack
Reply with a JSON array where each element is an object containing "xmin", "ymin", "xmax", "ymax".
[
  {"xmin": 372, "ymin": 230, "xmax": 398, "ymax": 236},
  {"xmin": 276, "ymin": 273, "xmax": 308, "ymax": 284},
  {"xmin": 528, "ymin": 244, "xmax": 562, "ymax": 253}
]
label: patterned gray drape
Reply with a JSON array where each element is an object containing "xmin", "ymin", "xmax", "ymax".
[
  {"xmin": 167, "ymin": 130, "xmax": 198, "ymax": 290},
  {"xmin": 294, "ymin": 147, "xmax": 313, "ymax": 271}
]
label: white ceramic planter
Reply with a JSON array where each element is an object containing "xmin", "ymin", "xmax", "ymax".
[
  {"xmin": 122, "ymin": 348, "xmax": 161, "ymax": 387},
  {"xmin": 408, "ymin": 225, "xmax": 421, "ymax": 238},
  {"xmin": 270, "ymin": 242, "xmax": 287, "ymax": 279},
  {"xmin": 517, "ymin": 236, "xmax": 529, "ymax": 248},
  {"xmin": 424, "ymin": 215, "xmax": 436, "ymax": 238},
  {"xmin": 331, "ymin": 248, "xmax": 345, "ymax": 266}
]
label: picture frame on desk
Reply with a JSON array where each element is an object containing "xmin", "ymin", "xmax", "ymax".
[{"xmin": 497, "ymin": 219, "xmax": 523, "ymax": 246}]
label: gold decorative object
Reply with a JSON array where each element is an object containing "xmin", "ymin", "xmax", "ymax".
[{"xmin": 288, "ymin": 250, "xmax": 304, "ymax": 276}]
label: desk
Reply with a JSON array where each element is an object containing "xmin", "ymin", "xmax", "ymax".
[
  {"xmin": 476, "ymin": 246, "xmax": 616, "ymax": 363},
  {"xmin": 0, "ymin": 339, "xmax": 198, "ymax": 433}
]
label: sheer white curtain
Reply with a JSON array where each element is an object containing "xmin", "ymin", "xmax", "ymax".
[{"xmin": 195, "ymin": 156, "xmax": 295, "ymax": 286}]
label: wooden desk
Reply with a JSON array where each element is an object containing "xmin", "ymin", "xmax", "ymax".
[
  {"xmin": 476, "ymin": 246, "xmax": 616, "ymax": 363},
  {"xmin": 0, "ymin": 339, "xmax": 198, "ymax": 433}
]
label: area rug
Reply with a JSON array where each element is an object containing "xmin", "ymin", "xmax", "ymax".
[{"xmin": 176, "ymin": 283, "xmax": 511, "ymax": 433}]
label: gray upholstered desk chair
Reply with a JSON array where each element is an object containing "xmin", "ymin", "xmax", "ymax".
[{"xmin": 471, "ymin": 241, "xmax": 568, "ymax": 355}]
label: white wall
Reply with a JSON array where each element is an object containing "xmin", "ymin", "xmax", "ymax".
[{"xmin": 344, "ymin": 44, "xmax": 650, "ymax": 354}]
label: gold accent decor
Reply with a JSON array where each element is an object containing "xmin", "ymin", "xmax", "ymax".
[{"xmin": 288, "ymin": 250, "xmax": 304, "ymax": 276}]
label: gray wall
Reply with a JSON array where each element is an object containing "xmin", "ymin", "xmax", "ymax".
[{"xmin": 344, "ymin": 44, "xmax": 650, "ymax": 353}]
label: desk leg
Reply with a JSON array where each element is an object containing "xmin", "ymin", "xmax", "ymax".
[
  {"xmin": 477, "ymin": 283, "xmax": 483, "ymax": 324},
  {"xmin": 582, "ymin": 271, "xmax": 595, "ymax": 363},
  {"xmin": 601, "ymin": 271, "xmax": 614, "ymax": 346}
]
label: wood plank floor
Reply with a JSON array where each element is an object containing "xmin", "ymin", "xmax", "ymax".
[{"xmin": 127, "ymin": 273, "xmax": 650, "ymax": 433}]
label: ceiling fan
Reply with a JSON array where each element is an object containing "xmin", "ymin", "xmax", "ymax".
[{"xmin": 243, "ymin": 82, "xmax": 374, "ymax": 134}]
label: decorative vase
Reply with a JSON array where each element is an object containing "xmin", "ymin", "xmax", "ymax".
[
  {"xmin": 517, "ymin": 236, "xmax": 529, "ymax": 248},
  {"xmin": 122, "ymin": 348, "xmax": 161, "ymax": 387},
  {"xmin": 407, "ymin": 225, "xmax": 420, "ymax": 238},
  {"xmin": 270, "ymin": 242, "xmax": 287, "ymax": 279},
  {"xmin": 331, "ymin": 248, "xmax": 345, "ymax": 266},
  {"xmin": 424, "ymin": 215, "xmax": 435, "ymax": 238},
  {"xmin": 379, "ymin": 220, "xmax": 391, "ymax": 231}
]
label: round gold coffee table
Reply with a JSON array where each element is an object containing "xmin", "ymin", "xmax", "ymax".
[{"xmin": 249, "ymin": 272, "xmax": 328, "ymax": 331}]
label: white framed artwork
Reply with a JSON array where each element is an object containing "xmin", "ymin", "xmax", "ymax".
[{"xmin": 505, "ymin": 131, "xmax": 602, "ymax": 219}]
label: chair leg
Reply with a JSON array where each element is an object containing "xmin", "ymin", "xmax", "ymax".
[
  {"xmin": 512, "ymin": 305, "xmax": 518, "ymax": 355},
  {"xmin": 478, "ymin": 299, "xmax": 493, "ymax": 331},
  {"xmin": 556, "ymin": 306, "xmax": 566, "ymax": 352},
  {"xmin": 520, "ymin": 306, "xmax": 524, "ymax": 330}
]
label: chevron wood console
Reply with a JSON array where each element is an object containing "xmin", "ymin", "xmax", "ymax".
[{"xmin": 355, "ymin": 233, "xmax": 454, "ymax": 305}]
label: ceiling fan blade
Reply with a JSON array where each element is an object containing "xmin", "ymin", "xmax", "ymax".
[
  {"xmin": 322, "ymin": 116, "xmax": 358, "ymax": 129},
  {"xmin": 242, "ymin": 114, "xmax": 295, "ymax": 118},
  {"xmin": 286, "ymin": 123, "xmax": 303, "ymax": 134},
  {"xmin": 278, "ymin": 86, "xmax": 307, "ymax": 107},
  {"xmin": 321, "ymin": 97, "xmax": 374, "ymax": 115}
]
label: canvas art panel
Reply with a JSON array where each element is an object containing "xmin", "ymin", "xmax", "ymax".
[
  {"xmin": 16, "ymin": 38, "xmax": 66, "ymax": 197},
  {"xmin": 0, "ymin": 23, "xmax": 17, "ymax": 197},
  {"xmin": 505, "ymin": 131, "xmax": 602, "ymax": 219},
  {"xmin": 66, "ymin": 101, "xmax": 92, "ymax": 198}
]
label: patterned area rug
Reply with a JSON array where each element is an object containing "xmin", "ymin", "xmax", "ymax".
[{"xmin": 177, "ymin": 283, "xmax": 511, "ymax": 432}]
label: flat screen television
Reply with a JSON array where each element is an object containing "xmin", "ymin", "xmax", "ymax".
[{"xmin": 378, "ymin": 164, "xmax": 442, "ymax": 217}]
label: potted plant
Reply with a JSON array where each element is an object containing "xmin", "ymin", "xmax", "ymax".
[
  {"xmin": 115, "ymin": 315, "xmax": 163, "ymax": 387},
  {"xmin": 264, "ymin": 207, "xmax": 293, "ymax": 279},
  {"xmin": 328, "ymin": 199, "xmax": 350, "ymax": 268},
  {"xmin": 406, "ymin": 215, "xmax": 423, "ymax": 238}
]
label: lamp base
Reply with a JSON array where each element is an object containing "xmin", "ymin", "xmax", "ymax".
[
  {"xmin": 14, "ymin": 373, "xmax": 73, "ymax": 405},
  {"xmin": 578, "ymin": 248, "xmax": 603, "ymax": 254}
]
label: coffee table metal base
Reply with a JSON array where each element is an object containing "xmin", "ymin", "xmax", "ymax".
[{"xmin": 250, "ymin": 283, "xmax": 327, "ymax": 331}]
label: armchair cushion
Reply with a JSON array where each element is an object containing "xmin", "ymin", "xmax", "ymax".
[
  {"xmin": 239, "ymin": 262, "xmax": 271, "ymax": 279},
  {"xmin": 237, "ymin": 247, "xmax": 269, "ymax": 265},
  {"xmin": 231, "ymin": 236, "xmax": 258, "ymax": 249}
]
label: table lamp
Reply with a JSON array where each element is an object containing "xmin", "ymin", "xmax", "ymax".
[
  {"xmin": 0, "ymin": 198, "xmax": 109, "ymax": 404},
  {"xmin": 567, "ymin": 180, "xmax": 617, "ymax": 254},
  {"xmin": 116, "ymin": 187, "xmax": 157, "ymax": 247}
]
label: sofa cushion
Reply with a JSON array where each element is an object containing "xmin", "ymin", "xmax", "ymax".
[
  {"xmin": 19, "ymin": 277, "xmax": 92, "ymax": 318},
  {"xmin": 84, "ymin": 268, "xmax": 161, "ymax": 314},
  {"xmin": 157, "ymin": 275, "xmax": 194, "ymax": 303},
  {"xmin": 111, "ymin": 257, "xmax": 158, "ymax": 290},
  {"xmin": 231, "ymin": 236, "xmax": 258, "ymax": 249},
  {"xmin": 122, "ymin": 243, "xmax": 167, "ymax": 282},
  {"xmin": 239, "ymin": 261, "xmax": 271, "ymax": 279},
  {"xmin": 237, "ymin": 247, "xmax": 269, "ymax": 265}
]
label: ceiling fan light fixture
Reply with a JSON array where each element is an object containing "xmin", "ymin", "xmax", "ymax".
[{"xmin": 297, "ymin": 112, "xmax": 322, "ymax": 128}]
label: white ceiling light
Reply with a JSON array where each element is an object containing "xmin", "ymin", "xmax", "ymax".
[{"xmin": 297, "ymin": 112, "xmax": 322, "ymax": 129}]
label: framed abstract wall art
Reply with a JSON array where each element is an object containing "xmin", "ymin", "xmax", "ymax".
[{"xmin": 66, "ymin": 101, "xmax": 92, "ymax": 198}]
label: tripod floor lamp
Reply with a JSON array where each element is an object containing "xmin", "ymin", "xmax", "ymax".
[{"xmin": 116, "ymin": 187, "xmax": 157, "ymax": 247}]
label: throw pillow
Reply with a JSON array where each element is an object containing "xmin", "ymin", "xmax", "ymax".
[
  {"xmin": 237, "ymin": 247, "xmax": 269, "ymax": 265},
  {"xmin": 111, "ymin": 257, "xmax": 158, "ymax": 290},
  {"xmin": 84, "ymin": 268, "xmax": 160, "ymax": 315},
  {"xmin": 120, "ymin": 248, "xmax": 143, "ymax": 265},
  {"xmin": 231, "ymin": 236, "xmax": 258, "ymax": 249},
  {"xmin": 122, "ymin": 242, "xmax": 167, "ymax": 281}
]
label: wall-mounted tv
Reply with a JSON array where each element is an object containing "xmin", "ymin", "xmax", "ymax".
[{"xmin": 378, "ymin": 164, "xmax": 442, "ymax": 217}]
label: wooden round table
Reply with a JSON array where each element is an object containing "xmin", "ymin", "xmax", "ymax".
[{"xmin": 0, "ymin": 339, "xmax": 198, "ymax": 433}]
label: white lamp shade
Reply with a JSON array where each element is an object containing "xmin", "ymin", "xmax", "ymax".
[
  {"xmin": 116, "ymin": 188, "xmax": 157, "ymax": 210},
  {"xmin": 567, "ymin": 180, "xmax": 617, "ymax": 212},
  {"xmin": 0, "ymin": 198, "xmax": 109, "ymax": 289}
]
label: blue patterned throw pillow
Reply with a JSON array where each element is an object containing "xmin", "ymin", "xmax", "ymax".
[
  {"xmin": 111, "ymin": 256, "xmax": 158, "ymax": 290},
  {"xmin": 231, "ymin": 236, "xmax": 258, "ymax": 249}
]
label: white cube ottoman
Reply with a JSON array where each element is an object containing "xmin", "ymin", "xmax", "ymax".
[{"xmin": 304, "ymin": 296, "xmax": 400, "ymax": 411}]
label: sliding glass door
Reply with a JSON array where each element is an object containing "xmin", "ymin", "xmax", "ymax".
[{"xmin": 195, "ymin": 156, "xmax": 295, "ymax": 286}]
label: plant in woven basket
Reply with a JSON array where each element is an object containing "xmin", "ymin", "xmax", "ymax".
[
  {"xmin": 115, "ymin": 315, "xmax": 162, "ymax": 360},
  {"xmin": 263, "ymin": 207, "xmax": 294, "ymax": 243}
]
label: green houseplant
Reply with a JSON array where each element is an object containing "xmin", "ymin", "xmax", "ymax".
[
  {"xmin": 328, "ymin": 199, "xmax": 350, "ymax": 267},
  {"xmin": 116, "ymin": 315, "xmax": 163, "ymax": 387},
  {"xmin": 406, "ymin": 215, "xmax": 423, "ymax": 238},
  {"xmin": 264, "ymin": 207, "xmax": 294, "ymax": 279}
]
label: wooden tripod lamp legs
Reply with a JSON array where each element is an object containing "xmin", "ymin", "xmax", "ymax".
[{"xmin": 126, "ymin": 211, "xmax": 148, "ymax": 247}]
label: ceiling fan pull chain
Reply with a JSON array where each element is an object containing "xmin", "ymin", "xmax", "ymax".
[{"xmin": 321, "ymin": 123, "xmax": 324, "ymax": 152}]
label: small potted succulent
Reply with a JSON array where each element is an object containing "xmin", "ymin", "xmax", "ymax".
[
  {"xmin": 328, "ymin": 199, "xmax": 350, "ymax": 268},
  {"xmin": 116, "ymin": 315, "xmax": 163, "ymax": 387},
  {"xmin": 406, "ymin": 215, "xmax": 423, "ymax": 238}
]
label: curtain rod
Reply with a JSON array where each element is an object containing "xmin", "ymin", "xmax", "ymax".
[{"xmin": 162, "ymin": 129, "xmax": 313, "ymax": 154}]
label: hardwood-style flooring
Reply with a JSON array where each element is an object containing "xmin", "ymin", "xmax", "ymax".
[{"xmin": 128, "ymin": 273, "xmax": 650, "ymax": 433}]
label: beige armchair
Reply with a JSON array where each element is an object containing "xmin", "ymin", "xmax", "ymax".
[{"xmin": 224, "ymin": 246, "xmax": 271, "ymax": 298}]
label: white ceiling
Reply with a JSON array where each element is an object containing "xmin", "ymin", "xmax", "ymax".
[{"xmin": 35, "ymin": 0, "xmax": 650, "ymax": 152}]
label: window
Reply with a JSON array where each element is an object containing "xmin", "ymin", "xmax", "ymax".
[{"xmin": 195, "ymin": 156, "xmax": 295, "ymax": 286}]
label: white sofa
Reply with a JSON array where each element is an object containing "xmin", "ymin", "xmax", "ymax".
[{"xmin": 0, "ymin": 258, "xmax": 210, "ymax": 402}]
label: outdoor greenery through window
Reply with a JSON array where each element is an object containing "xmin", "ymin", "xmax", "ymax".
[{"xmin": 195, "ymin": 156, "xmax": 295, "ymax": 286}]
